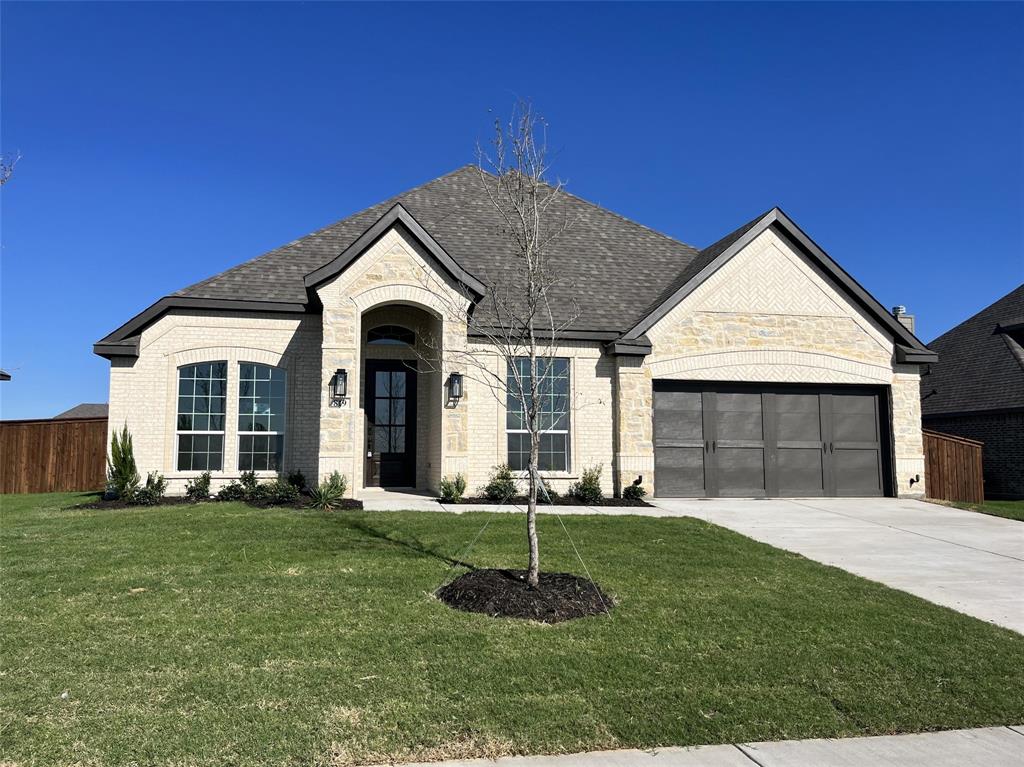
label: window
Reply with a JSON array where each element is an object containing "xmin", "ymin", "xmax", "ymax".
[
  {"xmin": 367, "ymin": 325, "xmax": 415, "ymax": 346},
  {"xmin": 238, "ymin": 363, "xmax": 286, "ymax": 471},
  {"xmin": 176, "ymin": 362, "xmax": 227, "ymax": 471},
  {"xmin": 506, "ymin": 357, "xmax": 570, "ymax": 472}
]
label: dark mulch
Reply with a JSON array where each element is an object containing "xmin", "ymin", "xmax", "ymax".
[
  {"xmin": 436, "ymin": 568, "xmax": 614, "ymax": 623},
  {"xmin": 452, "ymin": 496, "xmax": 651, "ymax": 507},
  {"xmin": 77, "ymin": 496, "xmax": 364, "ymax": 511}
]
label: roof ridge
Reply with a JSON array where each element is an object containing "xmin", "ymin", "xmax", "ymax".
[
  {"xmin": 174, "ymin": 164, "xmax": 479, "ymax": 298},
  {"xmin": 928, "ymin": 282, "xmax": 1024, "ymax": 345}
]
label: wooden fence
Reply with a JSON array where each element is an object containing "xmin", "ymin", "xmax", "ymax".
[
  {"xmin": 0, "ymin": 418, "xmax": 108, "ymax": 494},
  {"xmin": 923, "ymin": 429, "xmax": 984, "ymax": 505}
]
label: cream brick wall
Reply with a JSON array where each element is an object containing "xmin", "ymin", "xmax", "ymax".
[
  {"xmin": 106, "ymin": 309, "xmax": 321, "ymax": 494},
  {"xmin": 628, "ymin": 228, "xmax": 926, "ymax": 497},
  {"xmin": 464, "ymin": 339, "xmax": 616, "ymax": 496}
]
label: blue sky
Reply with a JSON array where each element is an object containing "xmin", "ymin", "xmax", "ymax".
[{"xmin": 2, "ymin": 1, "xmax": 1021, "ymax": 419}]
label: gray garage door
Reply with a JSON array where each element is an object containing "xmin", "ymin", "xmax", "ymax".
[{"xmin": 653, "ymin": 383, "xmax": 887, "ymax": 497}]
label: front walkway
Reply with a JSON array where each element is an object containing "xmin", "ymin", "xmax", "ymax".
[
  {"xmin": 362, "ymin": 492, "xmax": 1024, "ymax": 633},
  {"xmin": 383, "ymin": 726, "xmax": 1024, "ymax": 766}
]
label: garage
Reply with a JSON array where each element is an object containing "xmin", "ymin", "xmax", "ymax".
[{"xmin": 653, "ymin": 382, "xmax": 891, "ymax": 498}]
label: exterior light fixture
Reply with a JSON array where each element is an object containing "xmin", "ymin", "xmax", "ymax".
[
  {"xmin": 331, "ymin": 369, "xmax": 348, "ymax": 405},
  {"xmin": 448, "ymin": 372, "xmax": 464, "ymax": 403}
]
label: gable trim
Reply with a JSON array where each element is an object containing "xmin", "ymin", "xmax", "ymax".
[
  {"xmin": 93, "ymin": 297, "xmax": 308, "ymax": 359},
  {"xmin": 621, "ymin": 207, "xmax": 937, "ymax": 363},
  {"xmin": 302, "ymin": 203, "xmax": 487, "ymax": 297}
]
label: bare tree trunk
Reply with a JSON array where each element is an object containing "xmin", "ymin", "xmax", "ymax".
[{"xmin": 526, "ymin": 416, "xmax": 541, "ymax": 588}]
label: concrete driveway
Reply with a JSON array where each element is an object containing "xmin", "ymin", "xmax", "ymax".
[{"xmin": 650, "ymin": 497, "xmax": 1024, "ymax": 634}]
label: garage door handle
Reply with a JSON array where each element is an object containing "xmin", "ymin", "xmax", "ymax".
[
  {"xmin": 712, "ymin": 440, "xmax": 716, "ymax": 452},
  {"xmin": 704, "ymin": 440, "xmax": 709, "ymax": 452}
]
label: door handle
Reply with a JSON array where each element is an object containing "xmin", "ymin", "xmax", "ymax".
[
  {"xmin": 712, "ymin": 440, "xmax": 717, "ymax": 452},
  {"xmin": 830, "ymin": 442, "xmax": 834, "ymax": 453},
  {"xmin": 704, "ymin": 440, "xmax": 709, "ymax": 452}
]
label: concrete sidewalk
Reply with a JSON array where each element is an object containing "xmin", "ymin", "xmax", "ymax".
[{"xmin": 387, "ymin": 726, "xmax": 1024, "ymax": 766}]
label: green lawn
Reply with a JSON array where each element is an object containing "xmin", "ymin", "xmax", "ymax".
[
  {"xmin": 3, "ymin": 493, "xmax": 1023, "ymax": 766},
  {"xmin": 941, "ymin": 498, "xmax": 1024, "ymax": 522}
]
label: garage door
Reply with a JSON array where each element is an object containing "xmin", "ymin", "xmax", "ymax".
[{"xmin": 653, "ymin": 383, "xmax": 887, "ymax": 497}]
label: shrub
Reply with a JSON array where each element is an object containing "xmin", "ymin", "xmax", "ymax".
[
  {"xmin": 622, "ymin": 482, "xmax": 647, "ymax": 501},
  {"xmin": 309, "ymin": 472, "xmax": 347, "ymax": 511},
  {"xmin": 568, "ymin": 464, "xmax": 604, "ymax": 504},
  {"xmin": 133, "ymin": 472, "xmax": 167, "ymax": 506},
  {"xmin": 239, "ymin": 470, "xmax": 259, "ymax": 494},
  {"xmin": 483, "ymin": 464, "xmax": 518, "ymax": 502},
  {"xmin": 216, "ymin": 481, "xmax": 247, "ymax": 502},
  {"xmin": 536, "ymin": 477, "xmax": 558, "ymax": 504},
  {"xmin": 185, "ymin": 471, "xmax": 212, "ymax": 502},
  {"xmin": 438, "ymin": 473, "xmax": 467, "ymax": 503},
  {"xmin": 106, "ymin": 424, "xmax": 140, "ymax": 500},
  {"xmin": 285, "ymin": 470, "xmax": 306, "ymax": 491},
  {"xmin": 254, "ymin": 478, "xmax": 300, "ymax": 505}
]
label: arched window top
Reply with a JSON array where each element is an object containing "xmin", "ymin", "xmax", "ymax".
[{"xmin": 367, "ymin": 325, "xmax": 415, "ymax": 346}]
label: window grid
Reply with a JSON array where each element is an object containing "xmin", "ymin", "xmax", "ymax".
[
  {"xmin": 506, "ymin": 357, "xmax": 570, "ymax": 472},
  {"xmin": 176, "ymin": 362, "xmax": 227, "ymax": 471},
  {"xmin": 237, "ymin": 363, "xmax": 286, "ymax": 471}
]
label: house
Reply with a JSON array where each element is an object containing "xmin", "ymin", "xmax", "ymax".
[
  {"xmin": 921, "ymin": 285, "xmax": 1024, "ymax": 499},
  {"xmin": 53, "ymin": 403, "xmax": 109, "ymax": 420},
  {"xmin": 95, "ymin": 166, "xmax": 935, "ymax": 499}
]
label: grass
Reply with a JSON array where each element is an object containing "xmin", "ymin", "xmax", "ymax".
[
  {"xmin": 938, "ymin": 498, "xmax": 1024, "ymax": 522},
  {"xmin": 2, "ymin": 493, "xmax": 1023, "ymax": 766}
]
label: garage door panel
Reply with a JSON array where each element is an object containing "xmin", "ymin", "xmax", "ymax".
[
  {"xmin": 653, "ymin": 391, "xmax": 704, "ymax": 443},
  {"xmin": 654, "ymin": 447, "xmax": 707, "ymax": 496},
  {"xmin": 715, "ymin": 447, "xmax": 766, "ymax": 496},
  {"xmin": 777, "ymin": 448, "xmax": 825, "ymax": 495},
  {"xmin": 715, "ymin": 392, "xmax": 764, "ymax": 441},
  {"xmin": 833, "ymin": 448, "xmax": 882, "ymax": 495},
  {"xmin": 831, "ymin": 394, "xmax": 880, "ymax": 442}
]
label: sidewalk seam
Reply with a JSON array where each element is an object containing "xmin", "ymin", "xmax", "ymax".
[{"xmin": 733, "ymin": 744, "xmax": 768, "ymax": 766}]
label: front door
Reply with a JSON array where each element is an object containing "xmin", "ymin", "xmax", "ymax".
[{"xmin": 365, "ymin": 360, "xmax": 417, "ymax": 487}]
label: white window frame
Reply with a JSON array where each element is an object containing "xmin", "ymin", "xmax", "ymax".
[
  {"xmin": 505, "ymin": 356, "xmax": 571, "ymax": 474},
  {"xmin": 236, "ymin": 362, "xmax": 287, "ymax": 473},
  {"xmin": 175, "ymin": 361, "xmax": 228, "ymax": 472}
]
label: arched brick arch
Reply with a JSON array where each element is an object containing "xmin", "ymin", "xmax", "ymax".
[{"xmin": 646, "ymin": 348, "xmax": 892, "ymax": 384}]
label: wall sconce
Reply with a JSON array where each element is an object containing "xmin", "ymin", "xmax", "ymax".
[
  {"xmin": 448, "ymin": 372, "xmax": 463, "ymax": 404},
  {"xmin": 331, "ymin": 368, "xmax": 348, "ymax": 406}
]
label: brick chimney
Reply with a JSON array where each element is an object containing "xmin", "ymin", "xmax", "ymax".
[{"xmin": 892, "ymin": 305, "xmax": 915, "ymax": 334}]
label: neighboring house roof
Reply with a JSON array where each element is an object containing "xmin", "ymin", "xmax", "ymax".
[
  {"xmin": 921, "ymin": 284, "xmax": 1024, "ymax": 417},
  {"xmin": 53, "ymin": 403, "xmax": 109, "ymax": 420},
  {"xmin": 0, "ymin": 369, "xmax": 10, "ymax": 381},
  {"xmin": 94, "ymin": 165, "xmax": 934, "ymax": 362}
]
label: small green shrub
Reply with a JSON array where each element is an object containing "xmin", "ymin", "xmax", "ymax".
[
  {"xmin": 568, "ymin": 464, "xmax": 604, "ymax": 504},
  {"xmin": 216, "ymin": 481, "xmax": 246, "ymax": 502},
  {"xmin": 483, "ymin": 464, "xmax": 518, "ymax": 501},
  {"xmin": 185, "ymin": 471, "xmax": 212, "ymax": 502},
  {"xmin": 438, "ymin": 473, "xmax": 467, "ymax": 502},
  {"xmin": 622, "ymin": 483, "xmax": 647, "ymax": 501},
  {"xmin": 536, "ymin": 477, "xmax": 558, "ymax": 504},
  {"xmin": 256, "ymin": 478, "xmax": 300, "ymax": 505},
  {"xmin": 106, "ymin": 424, "xmax": 140, "ymax": 500},
  {"xmin": 239, "ymin": 470, "xmax": 259, "ymax": 494},
  {"xmin": 286, "ymin": 470, "xmax": 306, "ymax": 491},
  {"xmin": 309, "ymin": 472, "xmax": 347, "ymax": 511},
  {"xmin": 133, "ymin": 472, "xmax": 167, "ymax": 506}
]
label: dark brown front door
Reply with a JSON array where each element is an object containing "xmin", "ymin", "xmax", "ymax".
[{"xmin": 365, "ymin": 360, "xmax": 417, "ymax": 487}]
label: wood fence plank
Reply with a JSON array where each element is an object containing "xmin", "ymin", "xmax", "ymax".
[{"xmin": 0, "ymin": 419, "xmax": 107, "ymax": 494}]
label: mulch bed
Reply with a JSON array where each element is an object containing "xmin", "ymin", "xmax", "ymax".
[
  {"xmin": 451, "ymin": 496, "xmax": 651, "ymax": 507},
  {"xmin": 436, "ymin": 568, "xmax": 614, "ymax": 623},
  {"xmin": 76, "ymin": 496, "xmax": 364, "ymax": 511}
]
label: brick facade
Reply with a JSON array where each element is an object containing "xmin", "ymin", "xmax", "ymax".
[
  {"xmin": 923, "ymin": 411, "xmax": 1024, "ymax": 499},
  {"xmin": 106, "ymin": 225, "xmax": 928, "ymax": 499}
]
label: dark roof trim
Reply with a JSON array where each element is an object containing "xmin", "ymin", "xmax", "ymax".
[
  {"xmin": 923, "ymin": 405, "xmax": 1024, "ymax": 420},
  {"xmin": 606, "ymin": 337, "xmax": 653, "ymax": 356},
  {"xmin": 620, "ymin": 207, "xmax": 935, "ymax": 361},
  {"xmin": 896, "ymin": 345, "xmax": 938, "ymax": 364},
  {"xmin": 303, "ymin": 203, "xmax": 487, "ymax": 297},
  {"xmin": 93, "ymin": 297, "xmax": 308, "ymax": 359},
  {"xmin": 995, "ymin": 317, "xmax": 1024, "ymax": 334},
  {"xmin": 0, "ymin": 369, "xmax": 10, "ymax": 381}
]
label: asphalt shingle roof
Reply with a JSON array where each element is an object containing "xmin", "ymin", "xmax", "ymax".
[
  {"xmin": 53, "ymin": 403, "xmax": 109, "ymax": 420},
  {"xmin": 173, "ymin": 165, "xmax": 702, "ymax": 334},
  {"xmin": 921, "ymin": 284, "xmax": 1024, "ymax": 416}
]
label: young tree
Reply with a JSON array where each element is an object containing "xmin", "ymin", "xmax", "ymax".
[{"xmin": 421, "ymin": 101, "xmax": 579, "ymax": 588}]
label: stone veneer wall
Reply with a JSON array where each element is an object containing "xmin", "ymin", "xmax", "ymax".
[
  {"xmin": 314, "ymin": 226, "xmax": 470, "ymax": 497},
  {"xmin": 106, "ymin": 309, "xmax": 322, "ymax": 494},
  {"xmin": 621, "ymin": 228, "xmax": 927, "ymax": 498}
]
